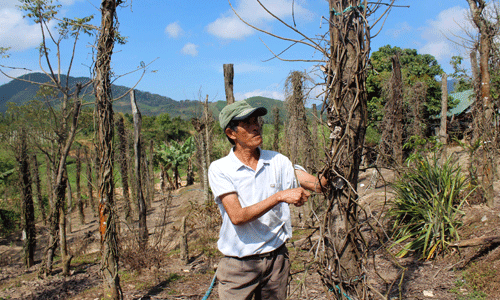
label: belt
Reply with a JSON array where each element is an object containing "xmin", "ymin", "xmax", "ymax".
[{"xmin": 237, "ymin": 243, "xmax": 286, "ymax": 260}]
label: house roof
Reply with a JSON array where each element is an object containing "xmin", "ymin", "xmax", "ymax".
[{"xmin": 447, "ymin": 89, "xmax": 474, "ymax": 116}]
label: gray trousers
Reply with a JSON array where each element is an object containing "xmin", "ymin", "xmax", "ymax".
[{"xmin": 216, "ymin": 244, "xmax": 290, "ymax": 300}]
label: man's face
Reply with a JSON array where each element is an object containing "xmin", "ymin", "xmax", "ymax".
[{"xmin": 227, "ymin": 115, "xmax": 263, "ymax": 149}]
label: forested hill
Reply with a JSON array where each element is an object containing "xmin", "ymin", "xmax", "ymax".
[{"xmin": 0, "ymin": 73, "xmax": 287, "ymax": 122}]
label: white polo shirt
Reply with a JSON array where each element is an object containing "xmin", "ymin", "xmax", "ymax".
[{"xmin": 208, "ymin": 148, "xmax": 299, "ymax": 258}]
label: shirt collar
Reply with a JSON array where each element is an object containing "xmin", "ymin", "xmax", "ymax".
[{"xmin": 228, "ymin": 147, "xmax": 270, "ymax": 172}]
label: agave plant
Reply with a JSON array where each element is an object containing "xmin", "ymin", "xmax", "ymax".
[{"xmin": 388, "ymin": 154, "xmax": 472, "ymax": 259}]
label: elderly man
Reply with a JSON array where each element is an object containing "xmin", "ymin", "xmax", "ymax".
[{"xmin": 208, "ymin": 100, "xmax": 325, "ymax": 300}]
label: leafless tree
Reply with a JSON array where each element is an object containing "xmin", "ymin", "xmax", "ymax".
[
  {"xmin": 284, "ymin": 70, "xmax": 314, "ymax": 171},
  {"xmin": 378, "ymin": 53, "xmax": 404, "ymax": 167},
  {"xmin": 116, "ymin": 115, "xmax": 132, "ymax": 223},
  {"xmin": 224, "ymin": 64, "xmax": 235, "ymax": 104},
  {"xmin": 466, "ymin": 0, "xmax": 500, "ymax": 207},
  {"xmin": 16, "ymin": 129, "xmax": 36, "ymax": 268},
  {"xmin": 131, "ymin": 90, "xmax": 149, "ymax": 248},
  {"xmin": 76, "ymin": 145, "xmax": 85, "ymax": 225},
  {"xmin": 272, "ymin": 106, "xmax": 281, "ymax": 152},
  {"xmin": 229, "ymin": 0, "xmax": 399, "ymax": 297},
  {"xmin": 94, "ymin": 0, "xmax": 124, "ymax": 298},
  {"xmin": 0, "ymin": 0, "xmax": 93, "ymax": 277},
  {"xmin": 31, "ymin": 154, "xmax": 46, "ymax": 225}
]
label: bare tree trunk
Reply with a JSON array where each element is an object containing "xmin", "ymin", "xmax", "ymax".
[
  {"xmin": 18, "ymin": 129, "xmax": 35, "ymax": 268},
  {"xmin": 272, "ymin": 107, "xmax": 280, "ymax": 152},
  {"xmin": 285, "ymin": 71, "xmax": 314, "ymax": 170},
  {"xmin": 94, "ymin": 1, "xmax": 122, "ymax": 298},
  {"xmin": 320, "ymin": 1, "xmax": 369, "ymax": 297},
  {"xmin": 439, "ymin": 73, "xmax": 449, "ymax": 144},
  {"xmin": 67, "ymin": 171, "xmax": 73, "ymax": 233},
  {"xmin": 148, "ymin": 140, "xmax": 154, "ymax": 204},
  {"xmin": 186, "ymin": 159, "xmax": 194, "ymax": 186},
  {"xmin": 180, "ymin": 216, "xmax": 188, "ymax": 264},
  {"xmin": 84, "ymin": 147, "xmax": 96, "ymax": 216},
  {"xmin": 76, "ymin": 146, "xmax": 85, "ymax": 224},
  {"xmin": 141, "ymin": 151, "xmax": 149, "ymax": 200},
  {"xmin": 131, "ymin": 90, "xmax": 148, "ymax": 247},
  {"xmin": 204, "ymin": 95, "xmax": 211, "ymax": 167},
  {"xmin": 116, "ymin": 115, "xmax": 132, "ymax": 222},
  {"xmin": 31, "ymin": 154, "xmax": 46, "ymax": 225},
  {"xmin": 60, "ymin": 171, "xmax": 72, "ymax": 276},
  {"xmin": 127, "ymin": 130, "xmax": 138, "ymax": 214},
  {"xmin": 40, "ymin": 87, "xmax": 82, "ymax": 277},
  {"xmin": 223, "ymin": 64, "xmax": 235, "ymax": 104},
  {"xmin": 311, "ymin": 103, "xmax": 318, "ymax": 161},
  {"xmin": 391, "ymin": 54, "xmax": 403, "ymax": 166},
  {"xmin": 467, "ymin": 0, "xmax": 496, "ymax": 207},
  {"xmin": 43, "ymin": 173, "xmax": 66, "ymax": 275},
  {"xmin": 378, "ymin": 53, "xmax": 404, "ymax": 167},
  {"xmin": 202, "ymin": 96, "xmax": 211, "ymax": 201},
  {"xmin": 45, "ymin": 155, "xmax": 54, "ymax": 209}
]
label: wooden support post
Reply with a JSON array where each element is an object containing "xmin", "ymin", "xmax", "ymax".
[
  {"xmin": 223, "ymin": 64, "xmax": 235, "ymax": 104},
  {"xmin": 439, "ymin": 73, "xmax": 448, "ymax": 144},
  {"xmin": 131, "ymin": 90, "xmax": 148, "ymax": 247},
  {"xmin": 180, "ymin": 216, "xmax": 189, "ymax": 264}
]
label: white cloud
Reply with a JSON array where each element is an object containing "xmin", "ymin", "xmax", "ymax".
[
  {"xmin": 207, "ymin": 0, "xmax": 312, "ymax": 40},
  {"xmin": 420, "ymin": 41, "xmax": 454, "ymax": 61},
  {"xmin": 165, "ymin": 21, "xmax": 184, "ymax": 38},
  {"xmin": 0, "ymin": 8, "xmax": 45, "ymax": 51},
  {"xmin": 181, "ymin": 43, "xmax": 199, "ymax": 56},
  {"xmin": 422, "ymin": 6, "xmax": 470, "ymax": 41},
  {"xmin": 419, "ymin": 6, "xmax": 471, "ymax": 61},
  {"xmin": 386, "ymin": 22, "xmax": 412, "ymax": 39},
  {"xmin": 235, "ymin": 89, "xmax": 284, "ymax": 101},
  {"xmin": 0, "ymin": 0, "xmax": 18, "ymax": 9},
  {"xmin": 59, "ymin": 0, "xmax": 83, "ymax": 5},
  {"xmin": 0, "ymin": 0, "xmax": 83, "ymax": 52},
  {"xmin": 207, "ymin": 16, "xmax": 254, "ymax": 40}
]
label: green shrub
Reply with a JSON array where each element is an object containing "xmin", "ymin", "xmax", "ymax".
[
  {"xmin": 388, "ymin": 154, "xmax": 472, "ymax": 259},
  {"xmin": 0, "ymin": 208, "xmax": 20, "ymax": 236},
  {"xmin": 365, "ymin": 125, "xmax": 380, "ymax": 147}
]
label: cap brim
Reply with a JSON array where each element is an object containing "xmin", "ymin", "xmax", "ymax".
[{"xmin": 232, "ymin": 107, "xmax": 267, "ymax": 121}]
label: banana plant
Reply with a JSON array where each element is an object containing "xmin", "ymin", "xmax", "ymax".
[{"xmin": 155, "ymin": 136, "xmax": 195, "ymax": 190}]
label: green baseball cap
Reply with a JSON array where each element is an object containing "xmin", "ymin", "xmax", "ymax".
[{"xmin": 219, "ymin": 100, "xmax": 267, "ymax": 129}]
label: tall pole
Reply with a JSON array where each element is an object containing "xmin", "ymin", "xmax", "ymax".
[
  {"xmin": 94, "ymin": 0, "xmax": 122, "ymax": 298},
  {"xmin": 131, "ymin": 90, "xmax": 148, "ymax": 246},
  {"xmin": 439, "ymin": 73, "xmax": 448, "ymax": 144},
  {"xmin": 223, "ymin": 64, "xmax": 235, "ymax": 104}
]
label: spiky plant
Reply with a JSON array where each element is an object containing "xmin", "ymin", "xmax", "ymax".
[{"xmin": 388, "ymin": 154, "xmax": 472, "ymax": 259}]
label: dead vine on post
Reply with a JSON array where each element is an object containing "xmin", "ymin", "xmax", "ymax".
[{"xmin": 229, "ymin": 0, "xmax": 403, "ymax": 298}]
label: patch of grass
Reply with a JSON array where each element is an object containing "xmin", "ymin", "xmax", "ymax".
[
  {"xmin": 462, "ymin": 262, "xmax": 498, "ymax": 298},
  {"xmin": 135, "ymin": 281, "xmax": 155, "ymax": 291},
  {"xmin": 118, "ymin": 269, "xmax": 135, "ymax": 283},
  {"xmin": 71, "ymin": 252, "xmax": 100, "ymax": 266},
  {"xmin": 166, "ymin": 273, "xmax": 183, "ymax": 283}
]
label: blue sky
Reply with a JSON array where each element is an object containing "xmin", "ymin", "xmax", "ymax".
[{"xmin": 0, "ymin": 0, "xmax": 476, "ymax": 104}]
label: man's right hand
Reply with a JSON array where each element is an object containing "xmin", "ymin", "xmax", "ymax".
[{"xmin": 278, "ymin": 187, "xmax": 310, "ymax": 207}]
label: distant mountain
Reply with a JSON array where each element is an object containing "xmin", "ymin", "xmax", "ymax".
[
  {"xmin": 0, "ymin": 73, "xmax": 204, "ymax": 118},
  {"xmin": 0, "ymin": 73, "xmax": 289, "ymax": 123}
]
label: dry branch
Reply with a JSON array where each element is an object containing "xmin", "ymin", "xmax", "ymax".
[{"xmin": 451, "ymin": 235, "xmax": 500, "ymax": 247}]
